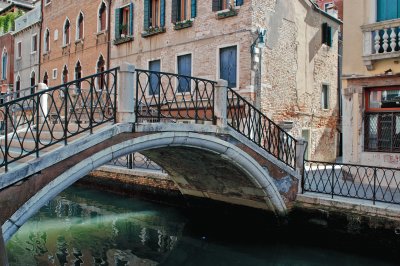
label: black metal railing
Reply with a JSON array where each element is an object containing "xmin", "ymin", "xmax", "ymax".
[
  {"xmin": 0, "ymin": 68, "xmax": 118, "ymax": 172},
  {"xmin": 227, "ymin": 88, "xmax": 297, "ymax": 169},
  {"xmin": 135, "ymin": 69, "xmax": 216, "ymax": 123},
  {"xmin": 303, "ymin": 160, "xmax": 400, "ymax": 205},
  {"xmin": 0, "ymin": 85, "xmax": 38, "ymax": 104},
  {"xmin": 364, "ymin": 112, "xmax": 400, "ymax": 153},
  {"xmin": 108, "ymin": 152, "xmax": 164, "ymax": 172}
]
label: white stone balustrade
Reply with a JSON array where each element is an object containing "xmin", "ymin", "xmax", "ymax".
[{"xmin": 361, "ymin": 18, "xmax": 400, "ymax": 70}]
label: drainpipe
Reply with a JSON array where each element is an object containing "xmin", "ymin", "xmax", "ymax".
[
  {"xmin": 107, "ymin": 0, "xmax": 112, "ymax": 71},
  {"xmin": 38, "ymin": 0, "xmax": 43, "ymax": 82}
]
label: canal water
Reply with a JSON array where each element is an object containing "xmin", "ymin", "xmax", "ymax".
[{"xmin": 6, "ymin": 186, "xmax": 399, "ymax": 265}]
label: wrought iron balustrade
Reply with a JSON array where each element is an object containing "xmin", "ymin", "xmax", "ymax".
[
  {"xmin": 364, "ymin": 112, "xmax": 400, "ymax": 152},
  {"xmin": 226, "ymin": 88, "xmax": 297, "ymax": 169},
  {"xmin": 0, "ymin": 68, "xmax": 118, "ymax": 172},
  {"xmin": 303, "ymin": 160, "xmax": 400, "ymax": 205},
  {"xmin": 135, "ymin": 69, "xmax": 216, "ymax": 123},
  {"xmin": 108, "ymin": 152, "xmax": 164, "ymax": 172}
]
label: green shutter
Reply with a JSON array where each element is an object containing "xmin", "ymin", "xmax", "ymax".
[
  {"xmin": 327, "ymin": 25, "xmax": 332, "ymax": 47},
  {"xmin": 115, "ymin": 8, "xmax": 121, "ymax": 39},
  {"xmin": 171, "ymin": 0, "xmax": 178, "ymax": 23},
  {"xmin": 129, "ymin": 3, "xmax": 134, "ymax": 36},
  {"xmin": 160, "ymin": 0, "xmax": 165, "ymax": 27},
  {"xmin": 191, "ymin": 0, "xmax": 197, "ymax": 18},
  {"xmin": 212, "ymin": 0, "xmax": 220, "ymax": 11},
  {"xmin": 144, "ymin": 0, "xmax": 149, "ymax": 29},
  {"xmin": 236, "ymin": 0, "xmax": 243, "ymax": 6}
]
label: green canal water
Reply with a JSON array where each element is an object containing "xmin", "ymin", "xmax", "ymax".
[{"xmin": 6, "ymin": 186, "xmax": 399, "ymax": 265}]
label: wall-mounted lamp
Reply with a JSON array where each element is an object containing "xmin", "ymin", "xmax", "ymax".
[{"xmin": 251, "ymin": 28, "xmax": 267, "ymax": 53}]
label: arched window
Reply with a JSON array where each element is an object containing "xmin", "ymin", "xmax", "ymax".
[
  {"xmin": 63, "ymin": 18, "xmax": 70, "ymax": 45},
  {"xmin": 97, "ymin": 55, "xmax": 105, "ymax": 90},
  {"xmin": 62, "ymin": 65, "xmax": 68, "ymax": 84},
  {"xmin": 76, "ymin": 12, "xmax": 84, "ymax": 40},
  {"xmin": 2, "ymin": 49, "xmax": 7, "ymax": 80},
  {"xmin": 75, "ymin": 61, "xmax": 82, "ymax": 80},
  {"xmin": 15, "ymin": 76, "xmax": 20, "ymax": 98},
  {"xmin": 43, "ymin": 72, "xmax": 48, "ymax": 85},
  {"xmin": 44, "ymin": 28, "xmax": 50, "ymax": 52},
  {"xmin": 98, "ymin": 2, "xmax": 107, "ymax": 32},
  {"xmin": 30, "ymin": 71, "xmax": 36, "ymax": 94}
]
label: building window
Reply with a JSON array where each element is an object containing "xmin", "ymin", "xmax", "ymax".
[
  {"xmin": 177, "ymin": 54, "xmax": 191, "ymax": 93},
  {"xmin": 115, "ymin": 3, "xmax": 133, "ymax": 39},
  {"xmin": 30, "ymin": 71, "xmax": 36, "ymax": 94},
  {"xmin": 52, "ymin": 69, "xmax": 57, "ymax": 80},
  {"xmin": 2, "ymin": 50, "xmax": 7, "ymax": 80},
  {"xmin": 17, "ymin": 41, "xmax": 21, "ymax": 58},
  {"xmin": 97, "ymin": 55, "xmax": 105, "ymax": 90},
  {"xmin": 31, "ymin": 34, "xmax": 37, "ymax": 53},
  {"xmin": 62, "ymin": 65, "xmax": 68, "ymax": 84},
  {"xmin": 98, "ymin": 1, "xmax": 107, "ymax": 32},
  {"xmin": 44, "ymin": 29, "xmax": 50, "ymax": 53},
  {"xmin": 212, "ymin": 0, "xmax": 243, "ymax": 11},
  {"xmin": 45, "ymin": 0, "xmax": 51, "ymax": 5},
  {"xmin": 75, "ymin": 61, "xmax": 82, "ymax": 80},
  {"xmin": 76, "ymin": 12, "xmax": 84, "ymax": 40},
  {"xmin": 321, "ymin": 84, "xmax": 329, "ymax": 109},
  {"xmin": 377, "ymin": 0, "xmax": 400, "ymax": 22},
  {"xmin": 322, "ymin": 22, "xmax": 333, "ymax": 47},
  {"xmin": 43, "ymin": 72, "xmax": 48, "ymax": 85},
  {"xmin": 365, "ymin": 87, "xmax": 400, "ymax": 152},
  {"xmin": 149, "ymin": 59, "xmax": 160, "ymax": 95},
  {"xmin": 219, "ymin": 45, "xmax": 237, "ymax": 88},
  {"xmin": 63, "ymin": 19, "xmax": 70, "ymax": 46},
  {"xmin": 172, "ymin": 0, "xmax": 196, "ymax": 22},
  {"xmin": 144, "ymin": 0, "xmax": 165, "ymax": 29},
  {"xmin": 15, "ymin": 76, "xmax": 20, "ymax": 98}
]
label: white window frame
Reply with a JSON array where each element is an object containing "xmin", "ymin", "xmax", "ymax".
[
  {"xmin": 321, "ymin": 83, "xmax": 330, "ymax": 110},
  {"xmin": 76, "ymin": 11, "xmax": 84, "ymax": 41},
  {"xmin": 31, "ymin": 34, "xmax": 38, "ymax": 54},
  {"xmin": 97, "ymin": 1, "xmax": 108, "ymax": 33},
  {"xmin": 17, "ymin": 41, "xmax": 22, "ymax": 59},
  {"xmin": 44, "ymin": 28, "xmax": 50, "ymax": 53},
  {"xmin": 52, "ymin": 68, "xmax": 57, "ymax": 80},
  {"xmin": 216, "ymin": 43, "xmax": 240, "ymax": 90},
  {"xmin": 63, "ymin": 18, "xmax": 71, "ymax": 46}
]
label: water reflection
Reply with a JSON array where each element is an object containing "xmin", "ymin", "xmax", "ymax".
[{"xmin": 6, "ymin": 187, "xmax": 184, "ymax": 265}]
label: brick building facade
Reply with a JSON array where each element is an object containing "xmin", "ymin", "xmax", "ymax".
[
  {"xmin": 110, "ymin": 0, "xmax": 340, "ymax": 161},
  {"xmin": 40, "ymin": 0, "xmax": 110, "ymax": 88}
]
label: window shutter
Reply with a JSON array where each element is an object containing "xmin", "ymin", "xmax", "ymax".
[
  {"xmin": 191, "ymin": 0, "xmax": 197, "ymax": 18},
  {"xmin": 129, "ymin": 3, "xmax": 134, "ymax": 36},
  {"xmin": 144, "ymin": 0, "xmax": 149, "ymax": 29},
  {"xmin": 160, "ymin": 0, "xmax": 165, "ymax": 27},
  {"xmin": 212, "ymin": 0, "xmax": 220, "ymax": 12},
  {"xmin": 236, "ymin": 0, "xmax": 244, "ymax": 6},
  {"xmin": 321, "ymin": 22, "xmax": 327, "ymax": 45},
  {"xmin": 115, "ymin": 8, "xmax": 121, "ymax": 39},
  {"xmin": 171, "ymin": 0, "xmax": 178, "ymax": 23}
]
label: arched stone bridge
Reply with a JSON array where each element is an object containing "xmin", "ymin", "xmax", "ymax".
[{"xmin": 0, "ymin": 64, "xmax": 305, "ymax": 250}]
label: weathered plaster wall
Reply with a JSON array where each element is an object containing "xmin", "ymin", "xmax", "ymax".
[{"xmin": 255, "ymin": 0, "xmax": 340, "ymax": 161}]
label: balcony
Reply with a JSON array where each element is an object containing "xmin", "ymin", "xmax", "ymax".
[{"xmin": 361, "ymin": 19, "xmax": 400, "ymax": 70}]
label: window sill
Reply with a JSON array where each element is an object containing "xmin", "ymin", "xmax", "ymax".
[
  {"xmin": 114, "ymin": 36, "xmax": 134, "ymax": 45},
  {"xmin": 174, "ymin": 20, "xmax": 193, "ymax": 30},
  {"xmin": 141, "ymin": 27, "xmax": 166, "ymax": 38},
  {"xmin": 75, "ymin": 39, "xmax": 84, "ymax": 44},
  {"xmin": 216, "ymin": 8, "xmax": 239, "ymax": 19},
  {"xmin": 96, "ymin": 30, "xmax": 107, "ymax": 36}
]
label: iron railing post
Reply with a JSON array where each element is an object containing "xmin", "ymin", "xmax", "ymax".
[
  {"xmin": 135, "ymin": 71, "xmax": 139, "ymax": 125},
  {"xmin": 157, "ymin": 73, "xmax": 161, "ymax": 122},
  {"xmin": 212, "ymin": 82, "xmax": 216, "ymax": 125},
  {"xmin": 4, "ymin": 105, "xmax": 8, "ymax": 172},
  {"xmin": 90, "ymin": 78, "xmax": 94, "ymax": 134},
  {"xmin": 195, "ymin": 81, "xmax": 199, "ymax": 123},
  {"xmin": 64, "ymin": 87, "xmax": 68, "ymax": 145},
  {"xmin": 36, "ymin": 93, "xmax": 40, "ymax": 158},
  {"xmin": 331, "ymin": 162, "xmax": 335, "ymax": 199},
  {"xmin": 113, "ymin": 69, "xmax": 118, "ymax": 123},
  {"xmin": 373, "ymin": 167, "xmax": 377, "ymax": 205},
  {"xmin": 128, "ymin": 153, "xmax": 133, "ymax": 169}
]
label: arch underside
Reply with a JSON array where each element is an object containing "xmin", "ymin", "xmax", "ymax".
[{"xmin": 2, "ymin": 131, "xmax": 288, "ymax": 241}]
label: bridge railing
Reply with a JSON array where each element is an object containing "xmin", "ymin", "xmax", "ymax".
[
  {"xmin": 303, "ymin": 160, "xmax": 400, "ymax": 205},
  {"xmin": 108, "ymin": 152, "xmax": 164, "ymax": 172},
  {"xmin": 135, "ymin": 69, "xmax": 216, "ymax": 124},
  {"xmin": 226, "ymin": 88, "xmax": 297, "ymax": 169},
  {"xmin": 0, "ymin": 68, "xmax": 118, "ymax": 172}
]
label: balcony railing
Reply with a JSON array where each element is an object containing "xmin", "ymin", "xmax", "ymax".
[{"xmin": 361, "ymin": 19, "xmax": 400, "ymax": 69}]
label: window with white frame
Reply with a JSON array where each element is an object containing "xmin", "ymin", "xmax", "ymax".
[
  {"xmin": 76, "ymin": 12, "xmax": 84, "ymax": 40},
  {"xmin": 98, "ymin": 1, "xmax": 107, "ymax": 32},
  {"xmin": 44, "ymin": 29, "xmax": 50, "ymax": 53},
  {"xmin": 31, "ymin": 34, "xmax": 37, "ymax": 53},
  {"xmin": 321, "ymin": 84, "xmax": 329, "ymax": 109},
  {"xmin": 63, "ymin": 19, "xmax": 70, "ymax": 46},
  {"xmin": 17, "ymin": 41, "xmax": 21, "ymax": 58},
  {"xmin": 52, "ymin": 68, "xmax": 57, "ymax": 80}
]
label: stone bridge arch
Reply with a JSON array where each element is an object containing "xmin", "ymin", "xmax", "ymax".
[{"xmin": 1, "ymin": 123, "xmax": 299, "ymax": 241}]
